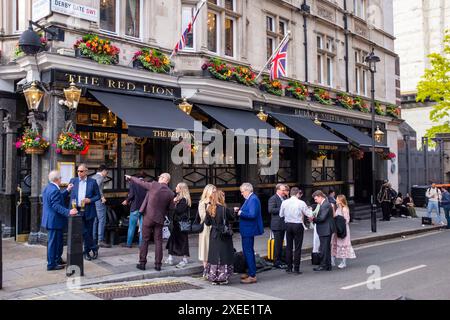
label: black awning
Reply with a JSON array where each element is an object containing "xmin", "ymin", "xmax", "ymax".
[
  {"xmin": 197, "ymin": 105, "xmax": 294, "ymax": 147},
  {"xmin": 323, "ymin": 122, "xmax": 389, "ymax": 151},
  {"xmin": 89, "ymin": 91, "xmax": 205, "ymax": 138},
  {"xmin": 269, "ymin": 113, "xmax": 348, "ymax": 150}
]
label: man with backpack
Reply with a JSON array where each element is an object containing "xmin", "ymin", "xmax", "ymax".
[{"xmin": 426, "ymin": 183, "xmax": 444, "ymax": 225}]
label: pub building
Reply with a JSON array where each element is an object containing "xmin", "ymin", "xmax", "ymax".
[
  {"xmin": 0, "ymin": 0, "xmax": 402, "ymax": 243},
  {"xmin": 0, "ymin": 55, "xmax": 398, "ymax": 244}
]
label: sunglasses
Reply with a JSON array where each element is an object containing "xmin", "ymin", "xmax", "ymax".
[{"xmin": 78, "ymin": 170, "xmax": 87, "ymax": 172}]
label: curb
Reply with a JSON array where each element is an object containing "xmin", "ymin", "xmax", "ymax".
[{"xmin": 80, "ymin": 225, "xmax": 445, "ymax": 286}]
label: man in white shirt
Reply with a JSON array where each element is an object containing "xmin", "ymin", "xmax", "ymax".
[
  {"xmin": 426, "ymin": 183, "xmax": 444, "ymax": 225},
  {"xmin": 279, "ymin": 187, "xmax": 309, "ymax": 274}
]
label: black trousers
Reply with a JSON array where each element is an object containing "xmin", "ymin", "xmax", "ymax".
[
  {"xmin": 272, "ymin": 229, "xmax": 285, "ymax": 266},
  {"xmin": 381, "ymin": 201, "xmax": 391, "ymax": 221},
  {"xmin": 285, "ymin": 223, "xmax": 304, "ymax": 271},
  {"xmin": 318, "ymin": 235, "xmax": 332, "ymax": 268}
]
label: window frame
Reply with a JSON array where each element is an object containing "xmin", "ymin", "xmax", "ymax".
[
  {"xmin": 266, "ymin": 15, "xmax": 275, "ymax": 32},
  {"xmin": 326, "ymin": 56, "xmax": 333, "ymax": 87},
  {"xmin": 279, "ymin": 18, "xmax": 288, "ymax": 36},
  {"xmin": 181, "ymin": 4, "xmax": 197, "ymax": 52},
  {"xmin": 13, "ymin": 0, "xmax": 28, "ymax": 33},
  {"xmin": 207, "ymin": 10, "xmax": 220, "ymax": 54},
  {"xmin": 224, "ymin": 16, "xmax": 236, "ymax": 58},
  {"xmin": 99, "ymin": 0, "xmax": 120, "ymax": 35},
  {"xmin": 123, "ymin": 0, "xmax": 144, "ymax": 40}
]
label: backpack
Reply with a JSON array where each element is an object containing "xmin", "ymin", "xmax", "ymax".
[{"xmin": 334, "ymin": 215, "xmax": 347, "ymax": 239}]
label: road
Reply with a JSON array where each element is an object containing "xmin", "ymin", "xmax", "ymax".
[{"xmin": 3, "ymin": 230, "xmax": 450, "ymax": 300}]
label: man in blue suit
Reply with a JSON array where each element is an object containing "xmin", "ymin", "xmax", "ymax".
[
  {"xmin": 69, "ymin": 164, "xmax": 101, "ymax": 261},
  {"xmin": 41, "ymin": 171, "xmax": 78, "ymax": 271},
  {"xmin": 236, "ymin": 183, "xmax": 264, "ymax": 284}
]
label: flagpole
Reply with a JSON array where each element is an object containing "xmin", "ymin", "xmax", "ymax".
[
  {"xmin": 170, "ymin": 0, "xmax": 207, "ymax": 59},
  {"xmin": 255, "ymin": 30, "xmax": 291, "ymax": 82}
]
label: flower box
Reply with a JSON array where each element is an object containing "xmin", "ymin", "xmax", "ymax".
[
  {"xmin": 61, "ymin": 149, "xmax": 80, "ymax": 156},
  {"xmin": 132, "ymin": 48, "xmax": 171, "ymax": 73},
  {"xmin": 132, "ymin": 59, "xmax": 144, "ymax": 69},
  {"xmin": 73, "ymin": 34, "xmax": 120, "ymax": 65},
  {"xmin": 25, "ymin": 147, "xmax": 45, "ymax": 155}
]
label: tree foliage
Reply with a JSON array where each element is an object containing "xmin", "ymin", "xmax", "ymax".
[{"xmin": 416, "ymin": 29, "xmax": 450, "ymax": 143}]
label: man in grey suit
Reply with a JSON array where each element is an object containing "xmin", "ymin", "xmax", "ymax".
[
  {"xmin": 268, "ymin": 184, "xmax": 289, "ymax": 268},
  {"xmin": 93, "ymin": 164, "xmax": 111, "ymax": 249},
  {"xmin": 308, "ymin": 190, "xmax": 336, "ymax": 271}
]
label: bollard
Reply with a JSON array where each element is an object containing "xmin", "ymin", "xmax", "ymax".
[
  {"xmin": 1, "ymin": 220, "xmax": 3, "ymax": 289},
  {"xmin": 66, "ymin": 215, "xmax": 84, "ymax": 277}
]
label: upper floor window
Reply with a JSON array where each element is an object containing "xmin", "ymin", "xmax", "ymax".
[
  {"xmin": 125, "ymin": 0, "xmax": 141, "ymax": 38},
  {"xmin": 100, "ymin": 0, "xmax": 142, "ymax": 39},
  {"xmin": 267, "ymin": 15, "xmax": 290, "ymax": 59},
  {"xmin": 279, "ymin": 19, "xmax": 288, "ymax": 36},
  {"xmin": 100, "ymin": 0, "xmax": 118, "ymax": 33},
  {"xmin": 267, "ymin": 16, "xmax": 275, "ymax": 32},
  {"xmin": 207, "ymin": 0, "xmax": 239, "ymax": 58},
  {"xmin": 14, "ymin": 0, "xmax": 28, "ymax": 32},
  {"xmin": 354, "ymin": 0, "xmax": 365, "ymax": 19},
  {"xmin": 182, "ymin": 5, "xmax": 196, "ymax": 50},
  {"xmin": 317, "ymin": 34, "xmax": 334, "ymax": 87},
  {"xmin": 354, "ymin": 49, "xmax": 368, "ymax": 96}
]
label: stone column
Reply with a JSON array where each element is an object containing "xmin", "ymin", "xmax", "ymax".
[{"xmin": 1, "ymin": 116, "xmax": 20, "ymax": 237}]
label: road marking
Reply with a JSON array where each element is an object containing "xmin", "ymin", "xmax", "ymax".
[{"xmin": 341, "ymin": 265, "xmax": 427, "ymax": 290}]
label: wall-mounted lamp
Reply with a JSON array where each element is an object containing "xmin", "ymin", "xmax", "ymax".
[
  {"xmin": 178, "ymin": 97, "xmax": 193, "ymax": 115},
  {"xmin": 23, "ymin": 81, "xmax": 46, "ymax": 121},
  {"xmin": 314, "ymin": 115, "xmax": 322, "ymax": 126},
  {"xmin": 374, "ymin": 126, "xmax": 385, "ymax": 143},
  {"xmin": 59, "ymin": 82, "xmax": 82, "ymax": 122},
  {"xmin": 257, "ymin": 106, "xmax": 268, "ymax": 122}
]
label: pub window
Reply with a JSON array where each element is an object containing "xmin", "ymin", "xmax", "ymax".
[
  {"xmin": 207, "ymin": 11, "xmax": 219, "ymax": 52},
  {"xmin": 326, "ymin": 57, "xmax": 333, "ymax": 87},
  {"xmin": 354, "ymin": 0, "xmax": 365, "ymax": 19},
  {"xmin": 100, "ymin": 0, "xmax": 118, "ymax": 33},
  {"xmin": 266, "ymin": 16, "xmax": 275, "ymax": 32},
  {"xmin": 225, "ymin": 17, "xmax": 235, "ymax": 57},
  {"xmin": 354, "ymin": 49, "xmax": 369, "ymax": 96},
  {"xmin": 14, "ymin": 0, "xmax": 27, "ymax": 32},
  {"xmin": 267, "ymin": 37, "xmax": 275, "ymax": 60},
  {"xmin": 181, "ymin": 5, "xmax": 196, "ymax": 50},
  {"xmin": 279, "ymin": 19, "xmax": 287, "ymax": 36},
  {"xmin": 125, "ymin": 0, "xmax": 141, "ymax": 38}
]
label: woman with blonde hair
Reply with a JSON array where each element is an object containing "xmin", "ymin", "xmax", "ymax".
[
  {"xmin": 331, "ymin": 195, "xmax": 356, "ymax": 269},
  {"xmin": 204, "ymin": 190, "xmax": 235, "ymax": 285},
  {"xmin": 165, "ymin": 182, "xmax": 192, "ymax": 268},
  {"xmin": 198, "ymin": 184, "xmax": 217, "ymax": 276}
]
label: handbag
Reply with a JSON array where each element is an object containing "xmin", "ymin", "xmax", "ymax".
[
  {"xmin": 190, "ymin": 211, "xmax": 204, "ymax": 234},
  {"xmin": 334, "ymin": 215, "xmax": 347, "ymax": 239},
  {"xmin": 162, "ymin": 216, "xmax": 171, "ymax": 240},
  {"xmin": 220, "ymin": 207, "xmax": 233, "ymax": 239},
  {"xmin": 179, "ymin": 207, "xmax": 205, "ymax": 234}
]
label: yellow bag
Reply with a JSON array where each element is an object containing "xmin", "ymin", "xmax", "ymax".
[{"xmin": 267, "ymin": 237, "xmax": 275, "ymax": 261}]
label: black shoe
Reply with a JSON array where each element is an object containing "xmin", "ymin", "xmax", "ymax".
[
  {"xmin": 286, "ymin": 268, "xmax": 293, "ymax": 273},
  {"xmin": 314, "ymin": 266, "xmax": 332, "ymax": 272},
  {"xmin": 57, "ymin": 259, "xmax": 67, "ymax": 266},
  {"xmin": 136, "ymin": 263, "xmax": 146, "ymax": 271},
  {"xmin": 99, "ymin": 241, "xmax": 112, "ymax": 248},
  {"xmin": 154, "ymin": 266, "xmax": 161, "ymax": 272},
  {"xmin": 91, "ymin": 250, "xmax": 98, "ymax": 260},
  {"xmin": 47, "ymin": 265, "xmax": 65, "ymax": 271},
  {"xmin": 121, "ymin": 243, "xmax": 132, "ymax": 248},
  {"xmin": 84, "ymin": 253, "xmax": 92, "ymax": 261},
  {"xmin": 274, "ymin": 263, "xmax": 287, "ymax": 269}
]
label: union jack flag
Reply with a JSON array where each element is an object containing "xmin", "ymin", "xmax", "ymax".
[
  {"xmin": 172, "ymin": 1, "xmax": 206, "ymax": 56},
  {"xmin": 269, "ymin": 40, "xmax": 288, "ymax": 80}
]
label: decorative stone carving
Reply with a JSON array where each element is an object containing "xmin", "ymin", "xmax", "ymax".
[
  {"xmin": 354, "ymin": 22, "xmax": 369, "ymax": 37},
  {"xmin": 317, "ymin": 5, "xmax": 335, "ymax": 22}
]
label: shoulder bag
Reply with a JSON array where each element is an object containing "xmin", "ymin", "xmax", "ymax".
[{"xmin": 220, "ymin": 207, "xmax": 233, "ymax": 239}]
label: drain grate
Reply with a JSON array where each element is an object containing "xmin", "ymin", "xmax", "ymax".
[{"xmin": 82, "ymin": 280, "xmax": 202, "ymax": 300}]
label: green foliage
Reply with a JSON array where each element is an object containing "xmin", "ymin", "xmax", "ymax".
[
  {"xmin": 424, "ymin": 122, "xmax": 450, "ymax": 148},
  {"xmin": 416, "ymin": 29, "xmax": 450, "ymax": 136}
]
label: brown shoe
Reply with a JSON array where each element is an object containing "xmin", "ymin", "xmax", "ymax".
[
  {"xmin": 240, "ymin": 274, "xmax": 249, "ymax": 280},
  {"xmin": 240, "ymin": 276, "xmax": 257, "ymax": 284}
]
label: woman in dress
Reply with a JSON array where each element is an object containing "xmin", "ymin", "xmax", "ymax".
[
  {"xmin": 331, "ymin": 195, "xmax": 356, "ymax": 269},
  {"xmin": 204, "ymin": 190, "xmax": 235, "ymax": 285},
  {"xmin": 198, "ymin": 184, "xmax": 217, "ymax": 277},
  {"xmin": 403, "ymin": 193, "xmax": 417, "ymax": 218},
  {"xmin": 165, "ymin": 182, "xmax": 191, "ymax": 268}
]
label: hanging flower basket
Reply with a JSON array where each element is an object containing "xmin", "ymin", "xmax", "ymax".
[
  {"xmin": 285, "ymin": 81, "xmax": 309, "ymax": 100},
  {"xmin": 14, "ymin": 34, "xmax": 48, "ymax": 59},
  {"xmin": 16, "ymin": 128, "xmax": 50, "ymax": 155},
  {"xmin": 201, "ymin": 57, "xmax": 234, "ymax": 81},
  {"xmin": 56, "ymin": 131, "xmax": 87, "ymax": 155},
  {"xmin": 73, "ymin": 34, "xmax": 120, "ymax": 65},
  {"xmin": 132, "ymin": 48, "xmax": 171, "ymax": 73},
  {"xmin": 25, "ymin": 147, "xmax": 45, "ymax": 155},
  {"xmin": 349, "ymin": 147, "xmax": 364, "ymax": 160}
]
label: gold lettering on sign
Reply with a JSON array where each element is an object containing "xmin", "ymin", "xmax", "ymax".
[
  {"xmin": 156, "ymin": 87, "xmax": 165, "ymax": 95},
  {"xmin": 318, "ymin": 145, "xmax": 338, "ymax": 151},
  {"xmin": 78, "ymin": 75, "xmax": 89, "ymax": 85},
  {"xmin": 108, "ymin": 79, "xmax": 117, "ymax": 89},
  {"xmin": 91, "ymin": 77, "xmax": 100, "ymax": 86},
  {"xmin": 117, "ymin": 81, "xmax": 126, "ymax": 90},
  {"xmin": 65, "ymin": 73, "xmax": 76, "ymax": 82},
  {"xmin": 127, "ymin": 82, "xmax": 136, "ymax": 91},
  {"xmin": 166, "ymin": 88, "xmax": 174, "ymax": 96},
  {"xmin": 143, "ymin": 85, "xmax": 150, "ymax": 93}
]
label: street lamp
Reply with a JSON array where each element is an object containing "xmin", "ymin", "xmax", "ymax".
[
  {"xmin": 257, "ymin": 106, "xmax": 268, "ymax": 122},
  {"xmin": 178, "ymin": 97, "xmax": 193, "ymax": 115},
  {"xmin": 23, "ymin": 82, "xmax": 44, "ymax": 111},
  {"xmin": 365, "ymin": 47, "xmax": 380, "ymax": 233},
  {"xmin": 374, "ymin": 126, "xmax": 385, "ymax": 143}
]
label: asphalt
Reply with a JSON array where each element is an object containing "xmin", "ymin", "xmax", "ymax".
[{"xmin": 0, "ymin": 207, "xmax": 447, "ymax": 298}]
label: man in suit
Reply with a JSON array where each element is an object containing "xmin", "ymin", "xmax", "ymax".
[
  {"xmin": 125, "ymin": 173, "xmax": 175, "ymax": 271},
  {"xmin": 41, "ymin": 171, "xmax": 78, "ymax": 271},
  {"xmin": 122, "ymin": 173, "xmax": 148, "ymax": 247},
  {"xmin": 268, "ymin": 184, "xmax": 289, "ymax": 269},
  {"xmin": 69, "ymin": 164, "xmax": 101, "ymax": 261},
  {"xmin": 308, "ymin": 190, "xmax": 336, "ymax": 271},
  {"xmin": 92, "ymin": 164, "xmax": 111, "ymax": 249},
  {"xmin": 236, "ymin": 183, "xmax": 264, "ymax": 284}
]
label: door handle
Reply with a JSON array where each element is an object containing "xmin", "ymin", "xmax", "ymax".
[{"xmin": 17, "ymin": 185, "xmax": 23, "ymax": 206}]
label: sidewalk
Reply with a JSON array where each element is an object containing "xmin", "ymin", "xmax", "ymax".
[{"xmin": 0, "ymin": 208, "xmax": 447, "ymax": 297}]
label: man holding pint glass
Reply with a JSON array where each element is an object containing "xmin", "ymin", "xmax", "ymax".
[{"xmin": 68, "ymin": 164, "xmax": 101, "ymax": 261}]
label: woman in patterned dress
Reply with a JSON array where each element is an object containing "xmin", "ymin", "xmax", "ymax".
[
  {"xmin": 331, "ymin": 195, "xmax": 356, "ymax": 269},
  {"xmin": 204, "ymin": 190, "xmax": 235, "ymax": 285}
]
